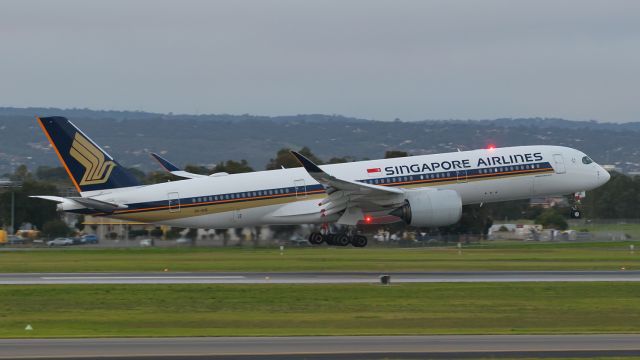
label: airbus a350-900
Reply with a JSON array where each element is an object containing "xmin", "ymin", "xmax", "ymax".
[{"xmin": 33, "ymin": 117, "xmax": 610, "ymax": 247}]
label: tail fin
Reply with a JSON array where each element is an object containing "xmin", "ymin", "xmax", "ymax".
[{"xmin": 37, "ymin": 116, "xmax": 141, "ymax": 194}]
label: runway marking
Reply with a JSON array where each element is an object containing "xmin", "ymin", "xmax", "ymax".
[{"xmin": 40, "ymin": 276, "xmax": 246, "ymax": 280}]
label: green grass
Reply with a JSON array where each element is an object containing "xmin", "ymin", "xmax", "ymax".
[
  {"xmin": 574, "ymin": 222, "xmax": 640, "ymax": 239},
  {"xmin": 1, "ymin": 242, "xmax": 639, "ymax": 272},
  {"xmin": 1, "ymin": 282, "xmax": 639, "ymax": 338}
]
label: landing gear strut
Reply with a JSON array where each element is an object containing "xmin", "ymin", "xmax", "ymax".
[
  {"xmin": 307, "ymin": 231, "xmax": 369, "ymax": 247},
  {"xmin": 570, "ymin": 191, "xmax": 585, "ymax": 219}
]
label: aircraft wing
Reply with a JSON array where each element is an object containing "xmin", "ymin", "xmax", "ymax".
[
  {"xmin": 150, "ymin": 153, "xmax": 208, "ymax": 179},
  {"xmin": 290, "ymin": 151, "xmax": 405, "ymax": 225},
  {"xmin": 290, "ymin": 151, "xmax": 402, "ymax": 196}
]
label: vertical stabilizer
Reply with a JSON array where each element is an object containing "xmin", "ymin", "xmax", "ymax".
[{"xmin": 37, "ymin": 116, "xmax": 141, "ymax": 194}]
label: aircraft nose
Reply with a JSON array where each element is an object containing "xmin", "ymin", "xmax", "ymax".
[{"xmin": 598, "ymin": 167, "xmax": 611, "ymax": 185}]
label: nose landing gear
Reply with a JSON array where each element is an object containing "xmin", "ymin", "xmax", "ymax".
[{"xmin": 570, "ymin": 191, "xmax": 585, "ymax": 219}]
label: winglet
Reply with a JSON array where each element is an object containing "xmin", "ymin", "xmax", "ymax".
[
  {"xmin": 150, "ymin": 152, "xmax": 206, "ymax": 179},
  {"xmin": 150, "ymin": 152, "xmax": 180, "ymax": 172},
  {"xmin": 290, "ymin": 150, "xmax": 403, "ymax": 196},
  {"xmin": 290, "ymin": 151, "xmax": 323, "ymax": 174}
]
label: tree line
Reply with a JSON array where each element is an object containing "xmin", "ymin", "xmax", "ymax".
[{"xmin": 0, "ymin": 147, "xmax": 632, "ymax": 238}]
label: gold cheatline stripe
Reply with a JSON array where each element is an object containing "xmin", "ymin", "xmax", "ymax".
[{"xmin": 106, "ymin": 167, "xmax": 553, "ymax": 222}]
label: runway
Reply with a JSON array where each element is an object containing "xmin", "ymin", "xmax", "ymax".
[
  {"xmin": 1, "ymin": 335, "xmax": 640, "ymax": 359},
  {"xmin": 1, "ymin": 270, "xmax": 640, "ymax": 284}
]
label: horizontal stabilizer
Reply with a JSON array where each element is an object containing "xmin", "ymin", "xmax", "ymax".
[
  {"xmin": 68, "ymin": 197, "xmax": 128, "ymax": 212},
  {"xmin": 30, "ymin": 195, "xmax": 127, "ymax": 213}
]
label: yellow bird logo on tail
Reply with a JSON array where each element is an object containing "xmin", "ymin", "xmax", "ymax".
[{"xmin": 69, "ymin": 132, "xmax": 116, "ymax": 185}]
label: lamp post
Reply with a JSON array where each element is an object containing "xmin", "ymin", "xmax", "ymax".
[{"xmin": 0, "ymin": 179, "xmax": 22, "ymax": 234}]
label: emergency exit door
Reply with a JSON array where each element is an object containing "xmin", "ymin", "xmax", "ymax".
[
  {"xmin": 167, "ymin": 192, "xmax": 180, "ymax": 213},
  {"xmin": 553, "ymin": 154, "xmax": 566, "ymax": 174}
]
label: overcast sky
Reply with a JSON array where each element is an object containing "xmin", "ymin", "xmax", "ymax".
[{"xmin": 1, "ymin": 0, "xmax": 638, "ymax": 122}]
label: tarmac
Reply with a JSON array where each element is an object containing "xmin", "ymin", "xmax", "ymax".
[
  {"xmin": 1, "ymin": 335, "xmax": 640, "ymax": 359},
  {"xmin": 1, "ymin": 270, "xmax": 640, "ymax": 284}
]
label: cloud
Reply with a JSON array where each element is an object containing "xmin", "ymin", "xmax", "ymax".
[{"xmin": 1, "ymin": 0, "xmax": 638, "ymax": 122}]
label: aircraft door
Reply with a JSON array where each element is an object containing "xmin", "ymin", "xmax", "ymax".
[
  {"xmin": 232, "ymin": 210, "xmax": 243, "ymax": 222},
  {"xmin": 167, "ymin": 192, "xmax": 180, "ymax": 213},
  {"xmin": 456, "ymin": 170, "xmax": 467, "ymax": 183},
  {"xmin": 553, "ymin": 154, "xmax": 566, "ymax": 174},
  {"xmin": 294, "ymin": 179, "xmax": 307, "ymax": 198}
]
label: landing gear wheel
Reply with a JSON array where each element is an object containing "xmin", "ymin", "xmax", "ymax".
[
  {"xmin": 352, "ymin": 235, "xmax": 368, "ymax": 248},
  {"xmin": 323, "ymin": 234, "xmax": 335, "ymax": 246},
  {"xmin": 335, "ymin": 233, "xmax": 351, "ymax": 247},
  {"xmin": 308, "ymin": 232, "xmax": 324, "ymax": 245},
  {"xmin": 570, "ymin": 205, "xmax": 582, "ymax": 219}
]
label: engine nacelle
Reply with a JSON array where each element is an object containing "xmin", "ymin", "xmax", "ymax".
[{"xmin": 391, "ymin": 189, "xmax": 462, "ymax": 227}]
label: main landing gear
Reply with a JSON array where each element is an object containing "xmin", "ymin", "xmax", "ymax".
[{"xmin": 308, "ymin": 232, "xmax": 368, "ymax": 247}]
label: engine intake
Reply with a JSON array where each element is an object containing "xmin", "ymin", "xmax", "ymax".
[{"xmin": 391, "ymin": 189, "xmax": 462, "ymax": 227}]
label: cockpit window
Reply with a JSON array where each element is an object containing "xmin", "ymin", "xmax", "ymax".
[{"xmin": 582, "ymin": 156, "xmax": 594, "ymax": 164}]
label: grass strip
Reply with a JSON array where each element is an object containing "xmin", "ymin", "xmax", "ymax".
[
  {"xmin": 1, "ymin": 244, "xmax": 639, "ymax": 272},
  {"xmin": 1, "ymin": 282, "xmax": 639, "ymax": 338}
]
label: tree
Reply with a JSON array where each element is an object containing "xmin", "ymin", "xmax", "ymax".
[
  {"xmin": 266, "ymin": 147, "xmax": 323, "ymax": 170},
  {"xmin": 214, "ymin": 160, "xmax": 253, "ymax": 174},
  {"xmin": 149, "ymin": 227, "xmax": 163, "ymax": 238},
  {"xmin": 74, "ymin": 215, "xmax": 85, "ymax": 232},
  {"xmin": 35, "ymin": 166, "xmax": 68, "ymax": 182},
  {"xmin": 326, "ymin": 157, "xmax": 352, "ymax": 164},
  {"xmin": 535, "ymin": 209, "xmax": 568, "ymax": 230},
  {"xmin": 42, "ymin": 219, "xmax": 71, "ymax": 238},
  {"xmin": 582, "ymin": 172, "xmax": 639, "ymax": 219},
  {"xmin": 10, "ymin": 165, "xmax": 32, "ymax": 182},
  {"xmin": 0, "ymin": 179, "xmax": 59, "ymax": 229},
  {"xmin": 125, "ymin": 167, "xmax": 147, "ymax": 184},
  {"xmin": 438, "ymin": 205, "xmax": 492, "ymax": 236},
  {"xmin": 145, "ymin": 171, "xmax": 177, "ymax": 184},
  {"xmin": 184, "ymin": 164, "xmax": 211, "ymax": 175},
  {"xmin": 384, "ymin": 150, "xmax": 408, "ymax": 159}
]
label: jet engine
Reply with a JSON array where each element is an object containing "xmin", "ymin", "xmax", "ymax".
[{"xmin": 391, "ymin": 189, "xmax": 462, "ymax": 227}]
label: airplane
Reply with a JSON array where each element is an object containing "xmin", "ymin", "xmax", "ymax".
[{"xmin": 32, "ymin": 116, "xmax": 610, "ymax": 247}]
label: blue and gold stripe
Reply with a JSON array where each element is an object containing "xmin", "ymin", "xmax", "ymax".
[{"xmin": 71, "ymin": 161, "xmax": 554, "ymax": 218}]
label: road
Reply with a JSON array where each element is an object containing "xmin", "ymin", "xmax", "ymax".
[
  {"xmin": 1, "ymin": 335, "xmax": 639, "ymax": 359},
  {"xmin": 1, "ymin": 270, "xmax": 640, "ymax": 284}
]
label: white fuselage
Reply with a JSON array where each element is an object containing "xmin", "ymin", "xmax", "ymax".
[{"xmin": 63, "ymin": 145, "xmax": 609, "ymax": 228}]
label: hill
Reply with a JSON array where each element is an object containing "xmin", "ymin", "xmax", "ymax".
[{"xmin": 1, "ymin": 107, "xmax": 638, "ymax": 175}]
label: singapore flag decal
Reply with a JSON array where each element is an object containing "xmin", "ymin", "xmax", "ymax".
[{"xmin": 367, "ymin": 167, "xmax": 381, "ymax": 177}]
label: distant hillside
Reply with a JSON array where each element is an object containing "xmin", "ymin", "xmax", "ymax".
[{"xmin": 1, "ymin": 107, "xmax": 638, "ymax": 175}]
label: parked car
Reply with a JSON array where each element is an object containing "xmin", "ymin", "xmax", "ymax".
[
  {"xmin": 175, "ymin": 237, "xmax": 192, "ymax": 245},
  {"xmin": 81, "ymin": 234, "xmax": 99, "ymax": 244},
  {"xmin": 7, "ymin": 235, "xmax": 25, "ymax": 245},
  {"xmin": 139, "ymin": 239, "xmax": 154, "ymax": 247},
  {"xmin": 47, "ymin": 237, "xmax": 74, "ymax": 247}
]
